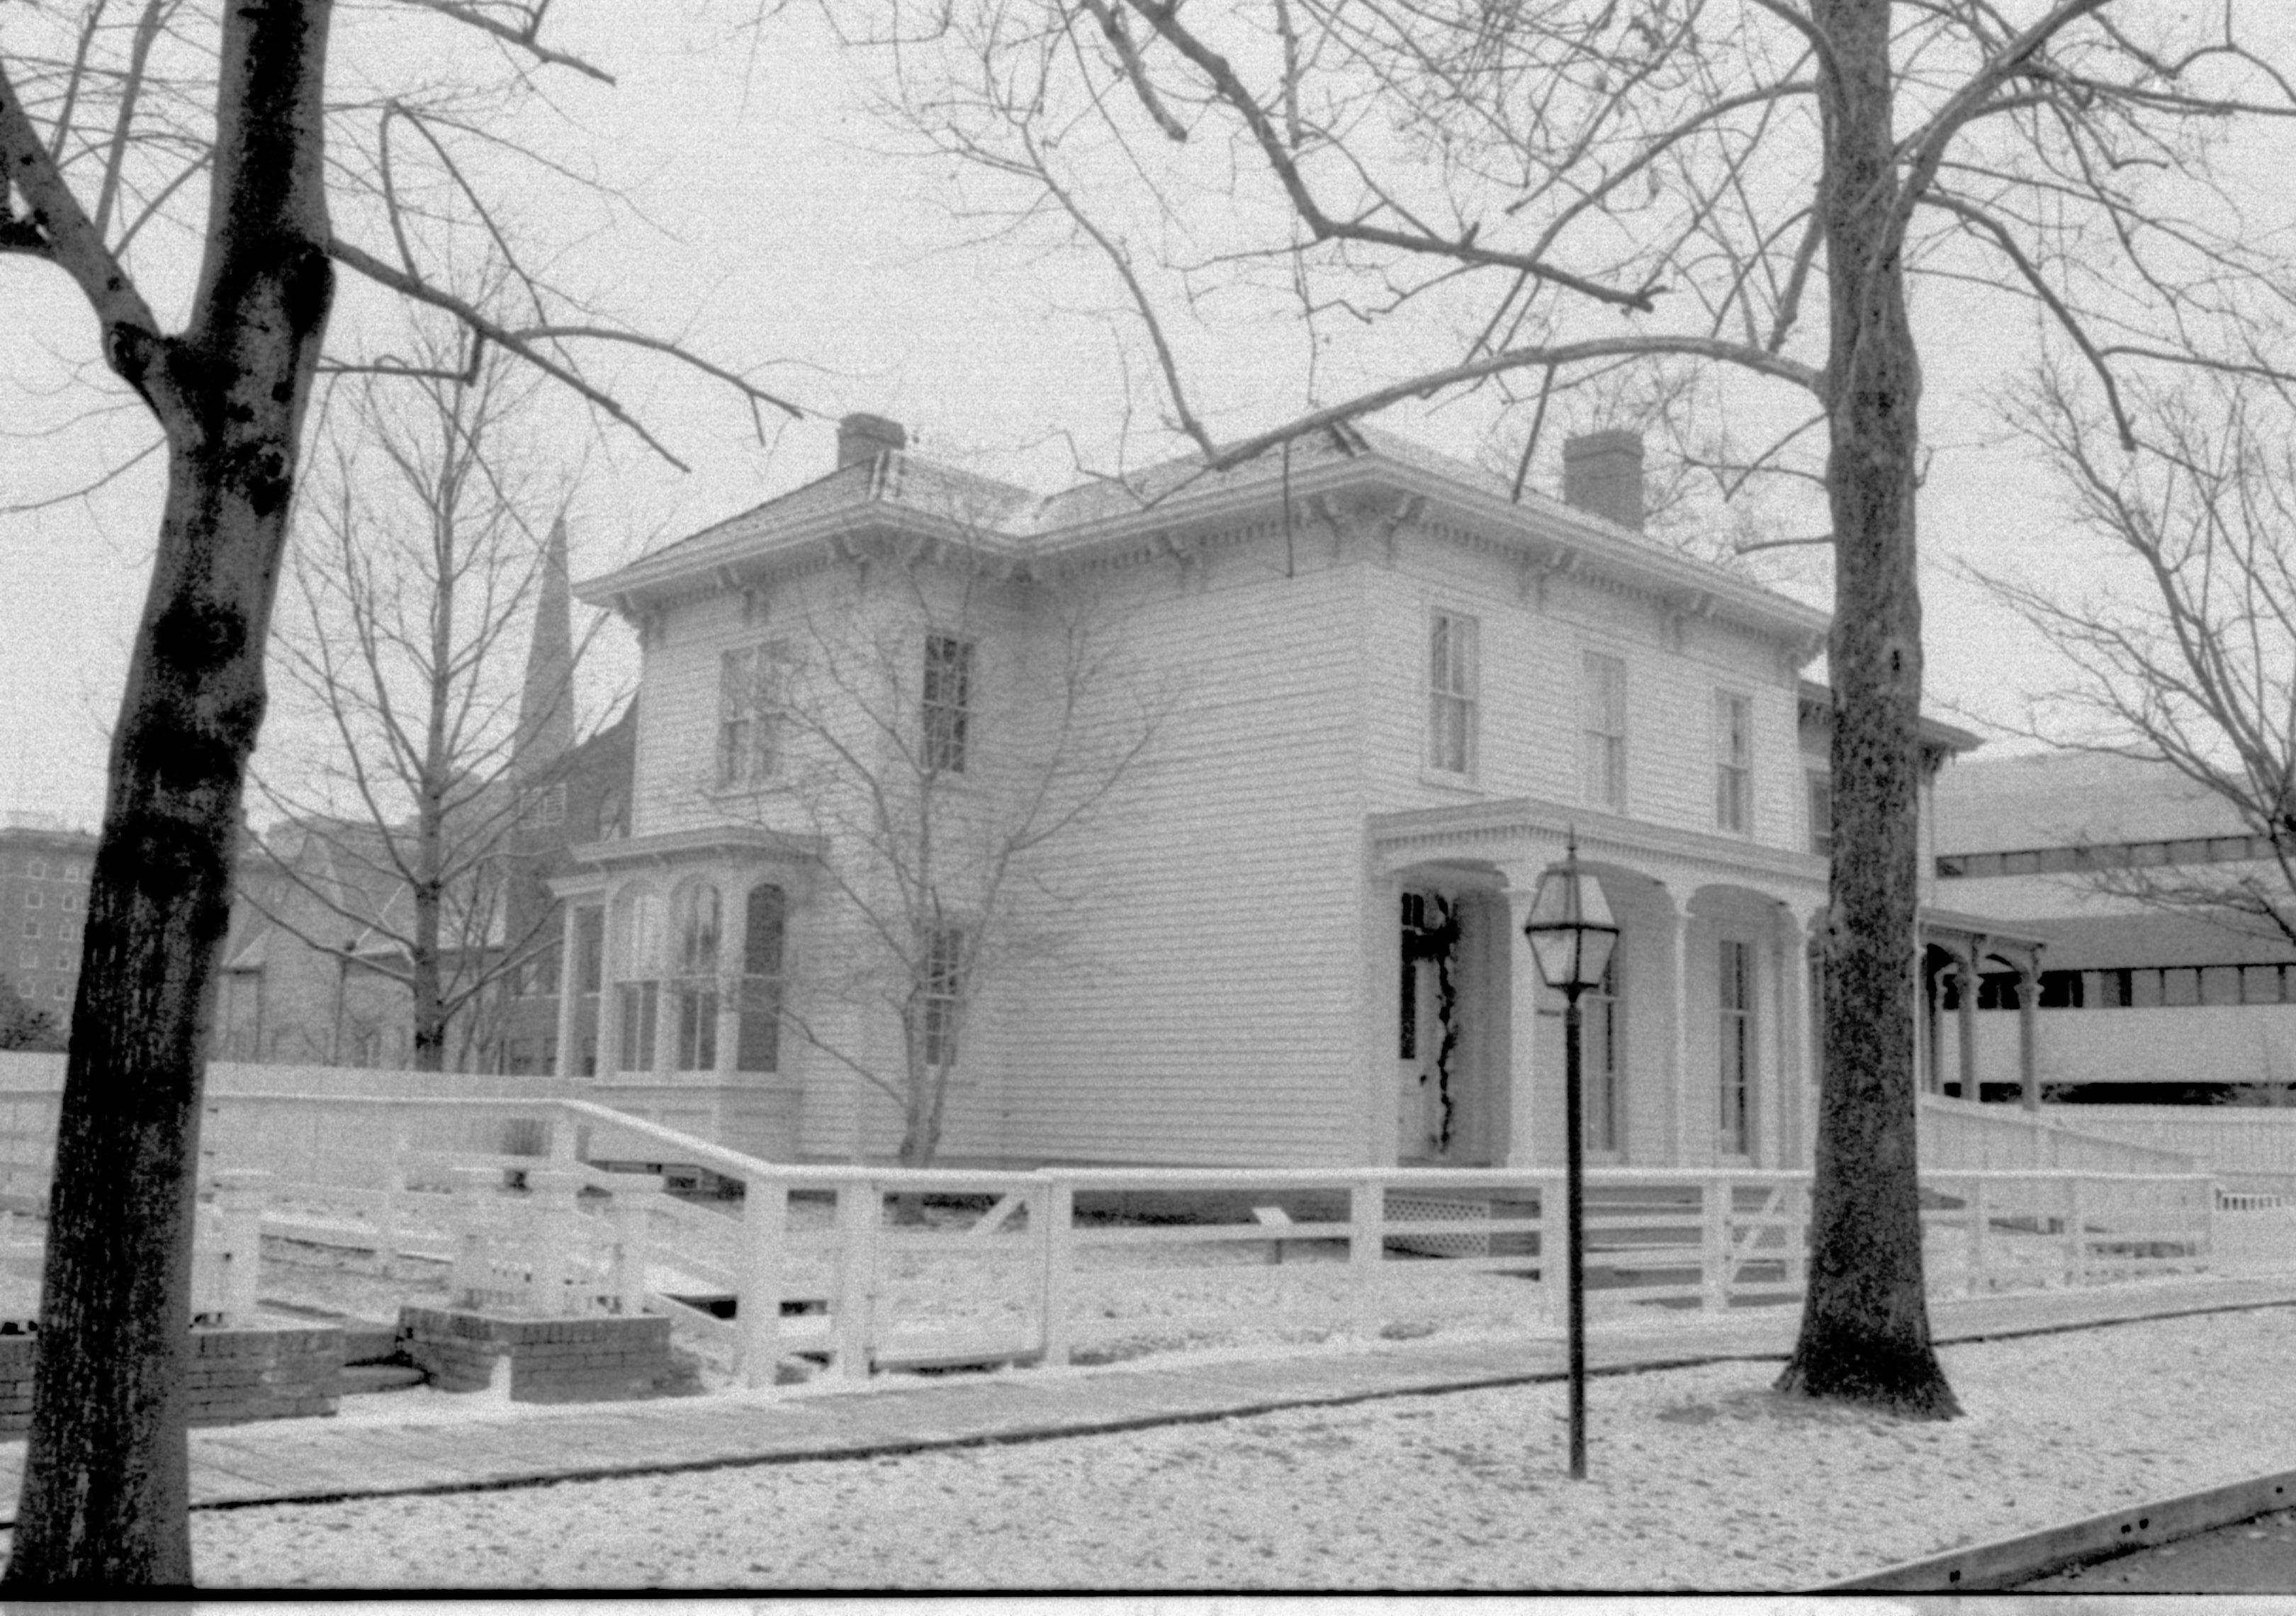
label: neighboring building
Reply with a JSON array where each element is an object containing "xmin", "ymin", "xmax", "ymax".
[
  {"xmin": 0, "ymin": 812, "xmax": 96, "ymax": 1021},
  {"xmin": 553, "ymin": 415, "xmax": 1876, "ymax": 1168},
  {"xmin": 215, "ymin": 520, "xmax": 634, "ymax": 1072},
  {"xmin": 215, "ymin": 816, "xmax": 422, "ymax": 1067},
  {"xmin": 492, "ymin": 701, "xmax": 636, "ymax": 1077},
  {"xmin": 1931, "ymin": 751, "xmax": 2296, "ymax": 1101},
  {"xmin": 1789, "ymin": 683, "xmax": 2053, "ymax": 1106}
]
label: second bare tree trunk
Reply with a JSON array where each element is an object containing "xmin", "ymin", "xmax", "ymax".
[{"xmin": 1776, "ymin": 0, "xmax": 1957, "ymax": 1419}]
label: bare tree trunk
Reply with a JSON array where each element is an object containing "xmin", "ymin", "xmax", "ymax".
[
  {"xmin": 1776, "ymin": 0, "xmax": 1957, "ymax": 1419},
  {"xmin": 6, "ymin": 0, "xmax": 336, "ymax": 1584}
]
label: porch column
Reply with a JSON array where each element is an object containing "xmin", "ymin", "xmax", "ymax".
[
  {"xmin": 1670, "ymin": 907, "xmax": 1694, "ymax": 1165},
  {"xmin": 1955, "ymin": 941, "xmax": 1983, "ymax": 1101},
  {"xmin": 1502, "ymin": 883, "xmax": 1546, "ymax": 1168},
  {"xmin": 597, "ymin": 897, "xmax": 623, "ymax": 1082},
  {"xmin": 715, "ymin": 900, "xmax": 742, "ymax": 1082},
  {"xmin": 551, "ymin": 900, "xmax": 582, "ymax": 1083},
  {"xmin": 1772, "ymin": 905, "xmax": 1807, "ymax": 1169},
  {"xmin": 1913, "ymin": 946, "xmax": 1929, "ymax": 1093},
  {"xmin": 2017, "ymin": 949, "xmax": 2043, "ymax": 1111}
]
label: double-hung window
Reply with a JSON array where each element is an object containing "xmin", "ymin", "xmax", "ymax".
[
  {"xmin": 1582, "ymin": 651, "xmax": 1627, "ymax": 810},
  {"xmin": 1718, "ymin": 938, "xmax": 1753, "ymax": 1156},
  {"xmin": 613, "ymin": 891, "xmax": 664, "ymax": 1074},
  {"xmin": 1427, "ymin": 611, "xmax": 1478, "ymax": 777},
  {"xmin": 1714, "ymin": 691, "xmax": 1752, "ymax": 835},
  {"xmin": 572, "ymin": 906, "xmax": 604, "ymax": 1077},
  {"xmin": 716, "ymin": 642, "xmax": 789, "ymax": 788},
  {"xmin": 923, "ymin": 634, "xmax": 974, "ymax": 774},
  {"xmin": 736, "ymin": 885, "xmax": 786, "ymax": 1073},
  {"xmin": 670, "ymin": 883, "xmax": 721, "ymax": 1072},
  {"xmin": 921, "ymin": 924, "xmax": 965, "ymax": 1068},
  {"xmin": 1806, "ymin": 771, "xmax": 1833, "ymax": 857}
]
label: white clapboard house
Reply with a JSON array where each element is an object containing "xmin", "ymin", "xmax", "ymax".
[{"xmin": 546, "ymin": 414, "xmax": 1987, "ymax": 1170}]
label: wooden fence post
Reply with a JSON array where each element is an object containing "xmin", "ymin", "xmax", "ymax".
[
  {"xmin": 612, "ymin": 1189, "xmax": 652, "ymax": 1318},
  {"xmin": 549, "ymin": 1107, "xmax": 579, "ymax": 1167},
  {"xmin": 451, "ymin": 1165, "xmax": 492, "ymax": 1308},
  {"xmin": 211, "ymin": 1168, "xmax": 268, "ymax": 1326},
  {"xmin": 1349, "ymin": 1177, "xmax": 1383, "ymax": 1335},
  {"xmin": 1966, "ymin": 1177, "xmax": 1988, "ymax": 1296},
  {"xmin": 1537, "ymin": 1172, "xmax": 1566, "ymax": 1323},
  {"xmin": 834, "ymin": 1181, "xmax": 879, "ymax": 1380},
  {"xmin": 377, "ymin": 1116, "xmax": 412, "ymax": 1279},
  {"xmin": 2064, "ymin": 1175, "xmax": 2086, "ymax": 1287},
  {"xmin": 1038, "ymin": 1177, "xmax": 1074, "ymax": 1368},
  {"xmin": 1700, "ymin": 1177, "xmax": 1728, "ymax": 1312},
  {"xmin": 1786, "ymin": 1177, "xmax": 1809, "ymax": 1295},
  {"xmin": 738, "ymin": 1177, "xmax": 787, "ymax": 1388},
  {"xmin": 2200, "ymin": 1176, "xmax": 2217, "ymax": 1274},
  {"xmin": 528, "ymin": 1167, "xmax": 581, "ymax": 1315}
]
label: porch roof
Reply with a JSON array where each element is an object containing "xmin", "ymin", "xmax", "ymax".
[
  {"xmin": 548, "ymin": 824, "xmax": 824, "ymax": 898},
  {"xmin": 1368, "ymin": 795, "xmax": 1828, "ymax": 894},
  {"xmin": 1918, "ymin": 907, "xmax": 2047, "ymax": 969}
]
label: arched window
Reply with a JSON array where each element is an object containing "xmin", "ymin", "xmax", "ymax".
[
  {"xmin": 612, "ymin": 887, "xmax": 665, "ymax": 1074},
  {"xmin": 671, "ymin": 881, "xmax": 721, "ymax": 1072},
  {"xmin": 736, "ymin": 884, "xmax": 786, "ymax": 1073}
]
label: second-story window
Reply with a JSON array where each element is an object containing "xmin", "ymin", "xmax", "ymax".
[
  {"xmin": 1807, "ymin": 771, "xmax": 1833, "ymax": 857},
  {"xmin": 1582, "ymin": 651, "xmax": 1627, "ymax": 810},
  {"xmin": 716, "ymin": 642, "xmax": 789, "ymax": 789},
  {"xmin": 1428, "ymin": 610, "xmax": 1478, "ymax": 777},
  {"xmin": 923, "ymin": 634, "xmax": 974, "ymax": 773},
  {"xmin": 1715, "ymin": 690, "xmax": 1752, "ymax": 835}
]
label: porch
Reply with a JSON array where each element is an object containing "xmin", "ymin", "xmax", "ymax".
[{"xmin": 1371, "ymin": 797, "xmax": 1826, "ymax": 1174}]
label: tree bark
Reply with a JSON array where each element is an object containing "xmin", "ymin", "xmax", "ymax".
[
  {"xmin": 1775, "ymin": 0, "xmax": 1958, "ymax": 1419},
  {"xmin": 5, "ymin": 0, "xmax": 336, "ymax": 1585}
]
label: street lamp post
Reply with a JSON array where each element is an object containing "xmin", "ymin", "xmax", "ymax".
[{"xmin": 1522, "ymin": 831, "xmax": 1619, "ymax": 1480}]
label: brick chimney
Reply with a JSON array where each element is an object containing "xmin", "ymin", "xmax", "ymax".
[
  {"xmin": 837, "ymin": 413, "xmax": 907, "ymax": 470},
  {"xmin": 1562, "ymin": 430, "xmax": 1644, "ymax": 532}
]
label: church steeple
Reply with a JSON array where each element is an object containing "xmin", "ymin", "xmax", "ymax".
[{"xmin": 514, "ymin": 515, "xmax": 576, "ymax": 779}]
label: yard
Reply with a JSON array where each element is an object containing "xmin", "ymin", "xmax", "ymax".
[{"xmin": 126, "ymin": 1304, "xmax": 2296, "ymax": 1589}]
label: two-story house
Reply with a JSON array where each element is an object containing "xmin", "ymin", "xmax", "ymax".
[{"xmin": 546, "ymin": 415, "xmax": 1906, "ymax": 1172}]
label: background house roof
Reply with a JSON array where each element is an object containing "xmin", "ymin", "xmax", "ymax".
[
  {"xmin": 2024, "ymin": 910, "xmax": 2296, "ymax": 970},
  {"xmin": 1933, "ymin": 753, "xmax": 2248, "ymax": 855}
]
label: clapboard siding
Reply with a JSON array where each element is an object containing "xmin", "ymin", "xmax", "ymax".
[
  {"xmin": 1353, "ymin": 527, "xmax": 1803, "ymax": 850},
  {"xmin": 991, "ymin": 549, "xmax": 1371, "ymax": 1165}
]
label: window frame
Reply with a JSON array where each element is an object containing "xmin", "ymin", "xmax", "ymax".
[
  {"xmin": 922, "ymin": 633, "xmax": 976, "ymax": 775},
  {"xmin": 670, "ymin": 881, "xmax": 722, "ymax": 1074},
  {"xmin": 1714, "ymin": 690, "xmax": 1754, "ymax": 836},
  {"xmin": 1806, "ymin": 770, "xmax": 1832, "ymax": 858},
  {"xmin": 736, "ymin": 883, "xmax": 787, "ymax": 1074},
  {"xmin": 1580, "ymin": 649, "xmax": 1627, "ymax": 811},
  {"xmin": 920, "ymin": 923, "xmax": 966, "ymax": 1069},
  {"xmin": 1426, "ymin": 607, "xmax": 1480, "ymax": 780},
  {"xmin": 716, "ymin": 640, "xmax": 790, "ymax": 790}
]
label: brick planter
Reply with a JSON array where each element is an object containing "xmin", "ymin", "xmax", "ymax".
[
  {"xmin": 0, "ymin": 1323, "xmax": 342, "ymax": 1432},
  {"xmin": 397, "ymin": 1306, "xmax": 675, "ymax": 1403}
]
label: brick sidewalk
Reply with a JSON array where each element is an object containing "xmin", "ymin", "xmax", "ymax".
[{"xmin": 0, "ymin": 1273, "xmax": 2290, "ymax": 1525}]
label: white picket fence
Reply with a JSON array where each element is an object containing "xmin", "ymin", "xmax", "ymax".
[
  {"xmin": 0, "ymin": 1074, "xmax": 2225, "ymax": 1381},
  {"xmin": 1915, "ymin": 1093, "xmax": 2198, "ymax": 1174}
]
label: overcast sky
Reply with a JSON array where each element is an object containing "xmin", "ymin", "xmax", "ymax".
[{"xmin": 0, "ymin": 5, "xmax": 2214, "ymax": 830}]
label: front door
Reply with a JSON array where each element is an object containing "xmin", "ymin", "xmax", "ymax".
[{"xmin": 1398, "ymin": 891, "xmax": 1460, "ymax": 1161}]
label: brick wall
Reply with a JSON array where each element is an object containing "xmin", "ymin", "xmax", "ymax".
[
  {"xmin": 0, "ymin": 1323, "xmax": 342, "ymax": 1431},
  {"xmin": 398, "ymin": 1306, "xmax": 675, "ymax": 1403}
]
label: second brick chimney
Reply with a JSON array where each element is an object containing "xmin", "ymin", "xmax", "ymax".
[
  {"xmin": 837, "ymin": 413, "xmax": 907, "ymax": 470},
  {"xmin": 1562, "ymin": 430, "xmax": 1645, "ymax": 532}
]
